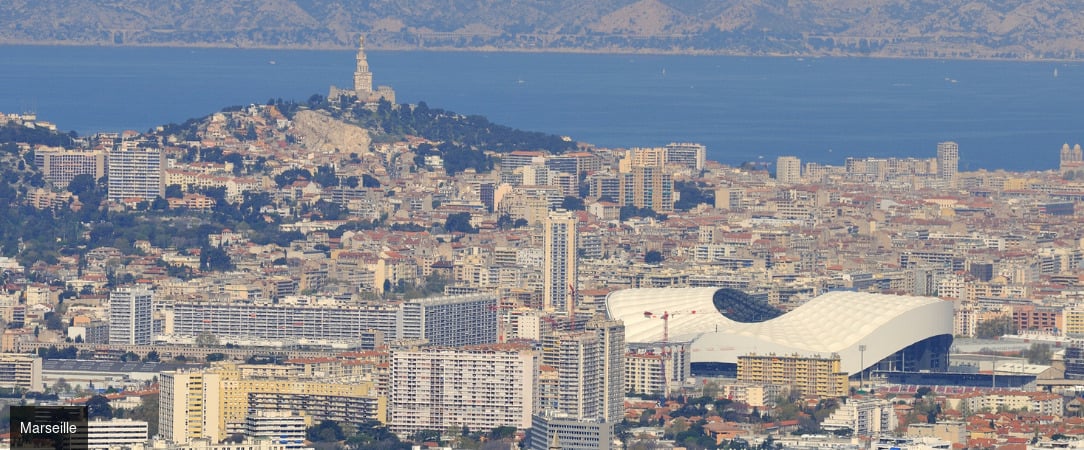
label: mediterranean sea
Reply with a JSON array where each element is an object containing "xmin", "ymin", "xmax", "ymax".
[{"xmin": 1, "ymin": 45, "xmax": 1082, "ymax": 172}]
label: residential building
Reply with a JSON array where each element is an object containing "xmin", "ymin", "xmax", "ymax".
[
  {"xmin": 388, "ymin": 344, "xmax": 539, "ymax": 437},
  {"xmin": 244, "ymin": 411, "xmax": 305, "ymax": 450},
  {"xmin": 664, "ymin": 142, "xmax": 707, "ymax": 171},
  {"xmin": 88, "ymin": 418, "xmax": 149, "ymax": 450},
  {"xmin": 109, "ymin": 286, "xmax": 153, "ymax": 345},
  {"xmin": 776, "ymin": 156, "xmax": 802, "ymax": 184},
  {"xmin": 525, "ymin": 411, "xmax": 616, "ymax": 450},
  {"xmin": 107, "ymin": 144, "xmax": 165, "ymax": 203},
  {"xmin": 33, "ymin": 148, "xmax": 106, "ymax": 189},
  {"xmin": 620, "ymin": 165, "xmax": 673, "ymax": 212},
  {"xmin": 586, "ymin": 316, "xmax": 625, "ymax": 423},
  {"xmin": 937, "ymin": 141, "xmax": 959, "ymax": 187},
  {"xmin": 737, "ymin": 353, "xmax": 848, "ymax": 398},
  {"xmin": 543, "ymin": 210, "xmax": 578, "ymax": 313},
  {"xmin": 396, "ymin": 293, "xmax": 498, "ymax": 346},
  {"xmin": 820, "ymin": 398, "xmax": 897, "ymax": 437},
  {"xmin": 0, "ymin": 353, "xmax": 43, "ymax": 391},
  {"xmin": 160, "ymin": 369, "xmax": 223, "ymax": 444}
]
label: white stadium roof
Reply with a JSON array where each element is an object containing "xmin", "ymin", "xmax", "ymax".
[{"xmin": 605, "ymin": 288, "xmax": 953, "ymax": 375}]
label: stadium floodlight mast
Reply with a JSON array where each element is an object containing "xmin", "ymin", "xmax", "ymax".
[{"xmin": 858, "ymin": 344, "xmax": 867, "ymax": 390}]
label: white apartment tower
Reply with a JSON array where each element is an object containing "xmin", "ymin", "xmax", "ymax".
[
  {"xmin": 586, "ymin": 316, "xmax": 625, "ymax": 423},
  {"xmin": 776, "ymin": 156, "xmax": 802, "ymax": 184},
  {"xmin": 543, "ymin": 210, "xmax": 578, "ymax": 313},
  {"xmin": 937, "ymin": 141, "xmax": 959, "ymax": 187},
  {"xmin": 109, "ymin": 286, "xmax": 153, "ymax": 345},
  {"xmin": 664, "ymin": 142, "xmax": 707, "ymax": 171},
  {"xmin": 107, "ymin": 143, "xmax": 165, "ymax": 203},
  {"xmin": 388, "ymin": 345, "xmax": 539, "ymax": 437},
  {"xmin": 551, "ymin": 331, "xmax": 602, "ymax": 420}
]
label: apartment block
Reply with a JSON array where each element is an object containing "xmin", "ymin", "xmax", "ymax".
[
  {"xmin": 0, "ymin": 353, "xmax": 43, "ymax": 391},
  {"xmin": 107, "ymin": 144, "xmax": 165, "ymax": 203},
  {"xmin": 737, "ymin": 353, "xmax": 848, "ymax": 398},
  {"xmin": 388, "ymin": 344, "xmax": 539, "ymax": 437},
  {"xmin": 33, "ymin": 147, "xmax": 106, "ymax": 189},
  {"xmin": 109, "ymin": 286, "xmax": 153, "ymax": 345}
]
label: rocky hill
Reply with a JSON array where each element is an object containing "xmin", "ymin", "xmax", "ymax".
[{"xmin": 4, "ymin": 0, "xmax": 1084, "ymax": 59}]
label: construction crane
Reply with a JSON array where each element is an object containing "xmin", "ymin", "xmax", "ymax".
[
  {"xmin": 643, "ymin": 310, "xmax": 697, "ymax": 344},
  {"xmin": 643, "ymin": 309, "xmax": 696, "ymax": 398}
]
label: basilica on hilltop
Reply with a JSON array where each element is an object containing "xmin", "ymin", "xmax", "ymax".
[{"xmin": 329, "ymin": 35, "xmax": 396, "ymax": 105}]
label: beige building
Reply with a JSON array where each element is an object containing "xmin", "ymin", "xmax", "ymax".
[
  {"xmin": 0, "ymin": 353, "xmax": 43, "ymax": 392},
  {"xmin": 161, "ymin": 359, "xmax": 385, "ymax": 443},
  {"xmin": 776, "ymin": 156, "xmax": 801, "ymax": 184},
  {"xmin": 737, "ymin": 352, "xmax": 848, "ymax": 398}
]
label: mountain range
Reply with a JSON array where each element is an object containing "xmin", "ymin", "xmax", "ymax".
[{"xmin": 3, "ymin": 0, "xmax": 1084, "ymax": 59}]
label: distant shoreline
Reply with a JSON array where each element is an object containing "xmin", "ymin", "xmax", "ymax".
[{"xmin": 0, "ymin": 39, "xmax": 1076, "ymax": 64}]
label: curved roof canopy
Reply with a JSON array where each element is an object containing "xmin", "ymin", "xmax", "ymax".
[{"xmin": 606, "ymin": 288, "xmax": 953, "ymax": 375}]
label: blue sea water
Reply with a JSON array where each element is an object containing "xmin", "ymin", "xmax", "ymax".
[{"xmin": 1, "ymin": 45, "xmax": 1081, "ymax": 172}]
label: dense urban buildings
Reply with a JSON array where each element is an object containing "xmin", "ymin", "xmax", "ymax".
[{"xmin": 9, "ymin": 32, "xmax": 1084, "ymax": 450}]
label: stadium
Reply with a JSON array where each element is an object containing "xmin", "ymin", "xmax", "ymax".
[{"xmin": 605, "ymin": 287, "xmax": 953, "ymax": 376}]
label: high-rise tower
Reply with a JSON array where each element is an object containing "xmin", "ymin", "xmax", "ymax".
[
  {"xmin": 937, "ymin": 141, "xmax": 959, "ymax": 187},
  {"xmin": 109, "ymin": 286, "xmax": 153, "ymax": 345},
  {"xmin": 776, "ymin": 156, "xmax": 802, "ymax": 184},
  {"xmin": 543, "ymin": 210, "xmax": 578, "ymax": 313},
  {"xmin": 353, "ymin": 36, "xmax": 373, "ymax": 95}
]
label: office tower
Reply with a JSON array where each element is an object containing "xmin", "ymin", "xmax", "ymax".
[
  {"xmin": 543, "ymin": 210, "xmax": 578, "ymax": 313},
  {"xmin": 937, "ymin": 141, "xmax": 959, "ymax": 187},
  {"xmin": 160, "ymin": 370, "xmax": 223, "ymax": 444},
  {"xmin": 33, "ymin": 148, "xmax": 106, "ymax": 189},
  {"xmin": 585, "ymin": 316, "xmax": 625, "ymax": 423},
  {"xmin": 107, "ymin": 144, "xmax": 165, "ymax": 203},
  {"xmin": 664, "ymin": 142, "xmax": 707, "ymax": 171},
  {"xmin": 776, "ymin": 156, "xmax": 802, "ymax": 184},
  {"xmin": 109, "ymin": 286, "xmax": 153, "ymax": 345},
  {"xmin": 388, "ymin": 344, "xmax": 539, "ymax": 437}
]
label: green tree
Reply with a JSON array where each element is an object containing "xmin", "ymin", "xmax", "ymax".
[
  {"xmin": 165, "ymin": 184, "xmax": 184, "ymax": 199},
  {"xmin": 561, "ymin": 196, "xmax": 585, "ymax": 211},
  {"xmin": 1022, "ymin": 343, "xmax": 1053, "ymax": 364},
  {"xmin": 199, "ymin": 245, "xmax": 233, "ymax": 272},
  {"xmin": 443, "ymin": 212, "xmax": 477, "ymax": 233},
  {"xmin": 975, "ymin": 316, "xmax": 1016, "ymax": 339},
  {"xmin": 86, "ymin": 395, "xmax": 113, "ymax": 420},
  {"xmin": 645, "ymin": 250, "xmax": 664, "ymax": 264},
  {"xmin": 308, "ymin": 420, "xmax": 345, "ymax": 442}
]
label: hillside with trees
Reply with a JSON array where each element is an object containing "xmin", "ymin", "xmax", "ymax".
[{"xmin": 4, "ymin": 1, "xmax": 1084, "ymax": 59}]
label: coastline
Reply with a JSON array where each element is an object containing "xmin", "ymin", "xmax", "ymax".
[{"xmin": 0, "ymin": 39, "xmax": 1076, "ymax": 64}]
